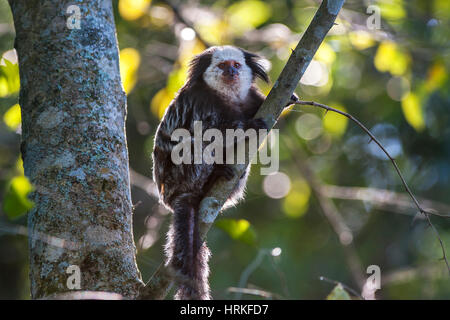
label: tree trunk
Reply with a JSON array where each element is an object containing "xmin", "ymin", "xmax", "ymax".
[{"xmin": 8, "ymin": 0, "xmax": 143, "ymax": 299}]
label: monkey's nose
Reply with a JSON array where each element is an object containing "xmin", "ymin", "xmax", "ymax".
[{"xmin": 223, "ymin": 66, "xmax": 238, "ymax": 77}]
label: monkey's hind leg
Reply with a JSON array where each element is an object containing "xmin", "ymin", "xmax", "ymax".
[{"xmin": 165, "ymin": 193, "xmax": 211, "ymax": 300}]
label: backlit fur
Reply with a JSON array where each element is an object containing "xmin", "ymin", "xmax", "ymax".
[{"xmin": 152, "ymin": 45, "xmax": 269, "ymax": 300}]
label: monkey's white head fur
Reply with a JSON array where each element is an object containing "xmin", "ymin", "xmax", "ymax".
[{"xmin": 203, "ymin": 46, "xmax": 253, "ymax": 103}]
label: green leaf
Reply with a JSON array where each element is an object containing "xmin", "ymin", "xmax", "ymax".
[
  {"xmin": 227, "ymin": 0, "xmax": 271, "ymax": 35},
  {"xmin": 326, "ymin": 284, "xmax": 351, "ymax": 300},
  {"xmin": 215, "ymin": 218, "xmax": 257, "ymax": 246},
  {"xmin": 0, "ymin": 58, "xmax": 20, "ymax": 97},
  {"xmin": 3, "ymin": 176, "xmax": 34, "ymax": 220},
  {"xmin": 377, "ymin": 0, "xmax": 406, "ymax": 20},
  {"xmin": 3, "ymin": 103, "xmax": 21, "ymax": 131},
  {"xmin": 401, "ymin": 92, "xmax": 425, "ymax": 132}
]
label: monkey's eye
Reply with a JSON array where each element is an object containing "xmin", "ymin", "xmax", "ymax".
[
  {"xmin": 218, "ymin": 62, "xmax": 226, "ymax": 69},
  {"xmin": 234, "ymin": 62, "xmax": 241, "ymax": 68}
]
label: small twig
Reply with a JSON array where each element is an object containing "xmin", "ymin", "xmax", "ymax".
[
  {"xmin": 235, "ymin": 249, "xmax": 267, "ymax": 300},
  {"xmin": 268, "ymin": 254, "xmax": 291, "ymax": 298},
  {"xmin": 132, "ymin": 200, "xmax": 143, "ymax": 211},
  {"xmin": 294, "ymin": 101, "xmax": 450, "ymax": 273},
  {"xmin": 129, "ymin": 168, "xmax": 159, "ymax": 199},
  {"xmin": 0, "ymin": 222, "xmax": 79, "ymax": 250},
  {"xmin": 319, "ymin": 276, "xmax": 363, "ymax": 299}
]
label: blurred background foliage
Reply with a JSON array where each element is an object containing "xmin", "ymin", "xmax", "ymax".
[{"xmin": 0, "ymin": 0, "xmax": 450, "ymax": 299}]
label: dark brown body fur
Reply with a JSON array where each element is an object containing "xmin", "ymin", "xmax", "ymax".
[{"xmin": 152, "ymin": 48, "xmax": 268, "ymax": 299}]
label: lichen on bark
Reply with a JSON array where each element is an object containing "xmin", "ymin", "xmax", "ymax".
[{"xmin": 8, "ymin": 0, "xmax": 143, "ymax": 299}]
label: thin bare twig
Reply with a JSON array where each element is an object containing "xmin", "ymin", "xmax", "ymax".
[
  {"xmin": 235, "ymin": 249, "xmax": 267, "ymax": 300},
  {"xmin": 319, "ymin": 276, "xmax": 363, "ymax": 299},
  {"xmin": 234, "ymin": 248, "xmax": 290, "ymax": 299},
  {"xmin": 294, "ymin": 100, "xmax": 450, "ymax": 273}
]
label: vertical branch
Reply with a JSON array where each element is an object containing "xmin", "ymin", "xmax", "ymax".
[{"xmin": 9, "ymin": 0, "xmax": 143, "ymax": 298}]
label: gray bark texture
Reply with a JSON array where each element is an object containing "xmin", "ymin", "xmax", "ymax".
[{"xmin": 8, "ymin": 0, "xmax": 143, "ymax": 299}]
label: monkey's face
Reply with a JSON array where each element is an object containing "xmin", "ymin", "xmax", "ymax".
[
  {"xmin": 217, "ymin": 60, "xmax": 242, "ymax": 84},
  {"xmin": 203, "ymin": 46, "xmax": 253, "ymax": 103}
]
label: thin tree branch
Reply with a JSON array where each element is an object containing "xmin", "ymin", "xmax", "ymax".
[
  {"xmin": 294, "ymin": 100, "xmax": 450, "ymax": 273},
  {"xmin": 319, "ymin": 276, "xmax": 363, "ymax": 299},
  {"xmin": 130, "ymin": 168, "xmax": 159, "ymax": 199},
  {"xmin": 139, "ymin": 0, "xmax": 346, "ymax": 299},
  {"xmin": 235, "ymin": 250, "xmax": 267, "ymax": 300},
  {"xmin": 320, "ymin": 185, "xmax": 450, "ymax": 218}
]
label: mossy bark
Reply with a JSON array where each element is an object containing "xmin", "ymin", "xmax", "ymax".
[{"xmin": 8, "ymin": 0, "xmax": 143, "ymax": 299}]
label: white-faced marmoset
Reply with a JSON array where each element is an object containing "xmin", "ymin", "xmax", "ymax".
[{"xmin": 152, "ymin": 45, "xmax": 296, "ymax": 299}]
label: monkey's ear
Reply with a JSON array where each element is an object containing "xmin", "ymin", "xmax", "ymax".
[
  {"xmin": 188, "ymin": 50, "xmax": 213, "ymax": 85},
  {"xmin": 241, "ymin": 49, "xmax": 269, "ymax": 83}
]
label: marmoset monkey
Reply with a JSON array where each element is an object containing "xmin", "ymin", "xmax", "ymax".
[{"xmin": 152, "ymin": 45, "xmax": 296, "ymax": 299}]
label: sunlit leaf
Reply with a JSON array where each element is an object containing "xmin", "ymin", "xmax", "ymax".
[
  {"xmin": 3, "ymin": 176, "xmax": 34, "ymax": 220},
  {"xmin": 349, "ymin": 31, "xmax": 376, "ymax": 50},
  {"xmin": 119, "ymin": 0, "xmax": 151, "ymax": 21},
  {"xmin": 374, "ymin": 41, "xmax": 410, "ymax": 76},
  {"xmin": 150, "ymin": 88, "xmax": 174, "ymax": 119},
  {"xmin": 315, "ymin": 42, "xmax": 336, "ymax": 65},
  {"xmin": 425, "ymin": 61, "xmax": 447, "ymax": 92},
  {"xmin": 227, "ymin": 0, "xmax": 271, "ymax": 35},
  {"xmin": 167, "ymin": 66, "xmax": 188, "ymax": 93},
  {"xmin": 0, "ymin": 77, "xmax": 8, "ymax": 96},
  {"xmin": 15, "ymin": 157, "xmax": 24, "ymax": 175},
  {"xmin": 150, "ymin": 70, "xmax": 182, "ymax": 119},
  {"xmin": 0, "ymin": 59, "xmax": 20, "ymax": 97},
  {"xmin": 326, "ymin": 284, "xmax": 351, "ymax": 300},
  {"xmin": 216, "ymin": 218, "xmax": 257, "ymax": 246},
  {"xmin": 377, "ymin": 0, "xmax": 406, "ymax": 20},
  {"xmin": 323, "ymin": 103, "xmax": 348, "ymax": 137},
  {"xmin": 282, "ymin": 179, "xmax": 310, "ymax": 218},
  {"xmin": 196, "ymin": 19, "xmax": 230, "ymax": 45},
  {"xmin": 3, "ymin": 103, "xmax": 21, "ymax": 131},
  {"xmin": 433, "ymin": 0, "xmax": 450, "ymax": 20},
  {"xmin": 401, "ymin": 93, "xmax": 425, "ymax": 131},
  {"xmin": 150, "ymin": 65, "xmax": 186, "ymax": 119},
  {"xmin": 119, "ymin": 48, "xmax": 141, "ymax": 94},
  {"xmin": 257, "ymin": 79, "xmax": 271, "ymax": 97}
]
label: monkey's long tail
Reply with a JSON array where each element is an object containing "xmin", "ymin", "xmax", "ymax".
[{"xmin": 165, "ymin": 194, "xmax": 211, "ymax": 300}]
